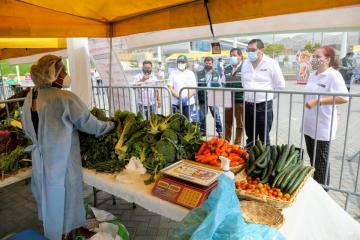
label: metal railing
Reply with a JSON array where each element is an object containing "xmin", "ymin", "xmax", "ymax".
[
  {"xmin": 91, "ymin": 85, "xmax": 172, "ymax": 118},
  {"xmin": 0, "ymin": 97, "xmax": 25, "ymax": 120},
  {"xmin": 178, "ymin": 86, "xmax": 360, "ymax": 215}
]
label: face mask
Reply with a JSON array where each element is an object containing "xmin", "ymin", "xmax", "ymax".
[
  {"xmin": 248, "ymin": 52, "xmax": 258, "ymax": 62},
  {"xmin": 143, "ymin": 69, "xmax": 152, "ymax": 75},
  {"xmin": 62, "ymin": 74, "xmax": 72, "ymax": 88},
  {"xmin": 310, "ymin": 58, "xmax": 325, "ymax": 70},
  {"xmin": 178, "ymin": 63, "xmax": 186, "ymax": 71},
  {"xmin": 229, "ymin": 56, "xmax": 238, "ymax": 65}
]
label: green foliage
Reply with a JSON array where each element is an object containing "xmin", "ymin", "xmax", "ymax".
[
  {"xmin": 283, "ymin": 55, "xmax": 289, "ymax": 62},
  {"xmin": 264, "ymin": 43, "xmax": 285, "ymax": 57},
  {"xmin": 0, "ymin": 60, "xmax": 32, "ymax": 77},
  {"xmin": 304, "ymin": 42, "xmax": 321, "ymax": 53}
]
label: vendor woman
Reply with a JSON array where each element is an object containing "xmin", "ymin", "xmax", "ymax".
[
  {"xmin": 303, "ymin": 46, "xmax": 348, "ymax": 185},
  {"xmin": 21, "ymin": 55, "xmax": 114, "ymax": 240}
]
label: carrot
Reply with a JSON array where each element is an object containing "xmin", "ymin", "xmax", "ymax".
[
  {"xmin": 217, "ymin": 138, "xmax": 225, "ymax": 148},
  {"xmin": 214, "ymin": 160, "xmax": 221, "ymax": 167},
  {"xmin": 228, "ymin": 155, "xmax": 242, "ymax": 162},
  {"xmin": 230, "ymin": 161, "xmax": 240, "ymax": 167},
  {"xmin": 203, "ymin": 149, "xmax": 211, "ymax": 155},
  {"xmin": 209, "ymin": 137, "xmax": 218, "ymax": 146},
  {"xmin": 197, "ymin": 143, "xmax": 207, "ymax": 155},
  {"xmin": 220, "ymin": 152, "xmax": 228, "ymax": 157}
]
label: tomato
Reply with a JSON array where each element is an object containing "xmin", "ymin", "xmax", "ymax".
[
  {"xmin": 257, "ymin": 183, "xmax": 263, "ymax": 189},
  {"xmin": 254, "ymin": 189, "xmax": 260, "ymax": 194},
  {"xmin": 255, "ymin": 177, "xmax": 260, "ymax": 182},
  {"xmin": 284, "ymin": 193, "xmax": 291, "ymax": 200},
  {"xmin": 277, "ymin": 192, "xmax": 283, "ymax": 198}
]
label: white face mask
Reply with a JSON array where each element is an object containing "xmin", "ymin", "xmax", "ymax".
[
  {"xmin": 62, "ymin": 74, "xmax": 72, "ymax": 88},
  {"xmin": 178, "ymin": 63, "xmax": 186, "ymax": 71}
]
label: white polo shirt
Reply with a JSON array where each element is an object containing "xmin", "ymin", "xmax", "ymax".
[
  {"xmin": 303, "ymin": 67, "xmax": 348, "ymax": 141},
  {"xmin": 242, "ymin": 55, "xmax": 285, "ymax": 103},
  {"xmin": 133, "ymin": 73, "xmax": 158, "ymax": 106},
  {"xmin": 168, "ymin": 69, "xmax": 197, "ymax": 106}
]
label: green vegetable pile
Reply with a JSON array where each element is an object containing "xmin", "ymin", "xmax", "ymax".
[
  {"xmin": 0, "ymin": 146, "xmax": 31, "ymax": 175},
  {"xmin": 81, "ymin": 108, "xmax": 204, "ymax": 184}
]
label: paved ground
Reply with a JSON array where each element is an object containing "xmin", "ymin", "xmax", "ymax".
[{"xmin": 1, "ymin": 80, "xmax": 360, "ymax": 239}]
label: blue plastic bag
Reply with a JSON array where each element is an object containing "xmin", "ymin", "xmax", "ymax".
[{"xmin": 169, "ymin": 175, "xmax": 286, "ymax": 240}]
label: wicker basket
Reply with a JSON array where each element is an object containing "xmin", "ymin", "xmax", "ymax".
[
  {"xmin": 236, "ymin": 167, "xmax": 314, "ymax": 209},
  {"xmin": 240, "ymin": 200, "xmax": 284, "ymax": 229}
]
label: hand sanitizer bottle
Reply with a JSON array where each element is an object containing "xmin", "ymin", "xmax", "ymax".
[{"xmin": 219, "ymin": 156, "xmax": 234, "ymax": 180}]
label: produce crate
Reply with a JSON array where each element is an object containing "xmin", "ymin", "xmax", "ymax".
[{"xmin": 235, "ymin": 168, "xmax": 314, "ymax": 209}]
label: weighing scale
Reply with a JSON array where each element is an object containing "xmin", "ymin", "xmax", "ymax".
[{"xmin": 152, "ymin": 160, "xmax": 222, "ymax": 209}]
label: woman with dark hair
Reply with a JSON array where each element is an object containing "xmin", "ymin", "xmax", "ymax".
[{"xmin": 303, "ymin": 46, "xmax": 348, "ymax": 186}]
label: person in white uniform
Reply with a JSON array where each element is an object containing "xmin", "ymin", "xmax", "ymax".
[
  {"xmin": 22, "ymin": 55, "xmax": 114, "ymax": 239},
  {"xmin": 133, "ymin": 60, "xmax": 160, "ymax": 119},
  {"xmin": 167, "ymin": 55, "xmax": 197, "ymax": 120},
  {"xmin": 242, "ymin": 39, "xmax": 285, "ymax": 146},
  {"xmin": 303, "ymin": 46, "xmax": 348, "ymax": 185}
]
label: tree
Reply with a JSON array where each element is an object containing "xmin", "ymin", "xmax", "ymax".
[
  {"xmin": 283, "ymin": 55, "xmax": 289, "ymax": 62},
  {"xmin": 264, "ymin": 43, "xmax": 285, "ymax": 57},
  {"xmin": 304, "ymin": 42, "xmax": 321, "ymax": 53}
]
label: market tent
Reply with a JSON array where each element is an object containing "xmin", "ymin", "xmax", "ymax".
[
  {"xmin": 119, "ymin": 6, "xmax": 360, "ymax": 50},
  {"xmin": 0, "ymin": 38, "xmax": 67, "ymax": 60},
  {"xmin": 1, "ymin": 0, "xmax": 359, "ymax": 38}
]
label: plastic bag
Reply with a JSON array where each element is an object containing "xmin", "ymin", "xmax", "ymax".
[
  {"xmin": 169, "ymin": 174, "xmax": 285, "ymax": 240},
  {"xmin": 115, "ymin": 157, "xmax": 146, "ymax": 184}
]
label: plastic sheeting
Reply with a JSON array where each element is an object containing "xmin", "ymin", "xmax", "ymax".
[{"xmin": 170, "ymin": 174, "xmax": 285, "ymax": 240}]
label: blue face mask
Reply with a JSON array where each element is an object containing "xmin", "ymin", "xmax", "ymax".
[
  {"xmin": 229, "ymin": 56, "xmax": 238, "ymax": 65},
  {"xmin": 248, "ymin": 51, "xmax": 258, "ymax": 62}
]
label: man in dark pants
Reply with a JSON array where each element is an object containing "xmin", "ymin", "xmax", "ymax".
[
  {"xmin": 196, "ymin": 57, "xmax": 223, "ymax": 137},
  {"xmin": 223, "ymin": 48, "xmax": 244, "ymax": 145},
  {"xmin": 242, "ymin": 39, "xmax": 285, "ymax": 145},
  {"xmin": 339, "ymin": 52, "xmax": 354, "ymax": 92}
]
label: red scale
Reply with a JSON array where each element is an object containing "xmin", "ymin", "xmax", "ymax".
[{"xmin": 152, "ymin": 160, "xmax": 221, "ymax": 209}]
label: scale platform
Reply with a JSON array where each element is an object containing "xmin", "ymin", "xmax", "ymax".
[{"xmin": 152, "ymin": 160, "xmax": 222, "ymax": 209}]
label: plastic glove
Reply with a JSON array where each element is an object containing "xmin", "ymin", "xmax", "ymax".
[{"xmin": 180, "ymin": 96, "xmax": 188, "ymax": 106}]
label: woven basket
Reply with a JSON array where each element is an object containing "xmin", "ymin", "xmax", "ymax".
[
  {"xmin": 240, "ymin": 200, "xmax": 284, "ymax": 229},
  {"xmin": 236, "ymin": 167, "xmax": 314, "ymax": 209}
]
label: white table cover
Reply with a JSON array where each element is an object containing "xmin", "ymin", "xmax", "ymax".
[
  {"xmin": 0, "ymin": 167, "xmax": 32, "ymax": 188},
  {"xmin": 83, "ymin": 169, "xmax": 360, "ymax": 240}
]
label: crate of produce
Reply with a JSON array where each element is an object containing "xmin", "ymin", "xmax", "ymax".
[{"xmin": 235, "ymin": 140, "xmax": 314, "ymax": 209}]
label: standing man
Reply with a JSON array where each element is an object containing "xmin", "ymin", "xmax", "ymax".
[
  {"xmin": 339, "ymin": 52, "xmax": 354, "ymax": 92},
  {"xmin": 242, "ymin": 39, "xmax": 285, "ymax": 145},
  {"xmin": 168, "ymin": 55, "xmax": 197, "ymax": 120},
  {"xmin": 196, "ymin": 57, "xmax": 223, "ymax": 137},
  {"xmin": 223, "ymin": 48, "xmax": 244, "ymax": 145},
  {"xmin": 134, "ymin": 60, "xmax": 160, "ymax": 119}
]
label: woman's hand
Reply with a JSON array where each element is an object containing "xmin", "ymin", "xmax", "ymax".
[{"xmin": 305, "ymin": 99, "xmax": 319, "ymax": 109}]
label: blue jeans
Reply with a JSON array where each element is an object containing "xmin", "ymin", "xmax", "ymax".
[
  {"xmin": 172, "ymin": 104, "xmax": 194, "ymax": 121},
  {"xmin": 137, "ymin": 104, "xmax": 156, "ymax": 120},
  {"xmin": 245, "ymin": 100, "xmax": 273, "ymax": 146},
  {"xmin": 199, "ymin": 104, "xmax": 222, "ymax": 135}
]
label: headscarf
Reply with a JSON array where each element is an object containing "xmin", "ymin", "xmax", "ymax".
[{"xmin": 30, "ymin": 55, "xmax": 64, "ymax": 87}]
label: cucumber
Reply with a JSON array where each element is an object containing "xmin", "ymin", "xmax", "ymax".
[
  {"xmin": 252, "ymin": 145, "xmax": 261, "ymax": 157},
  {"xmin": 280, "ymin": 161, "xmax": 304, "ymax": 190},
  {"xmin": 279, "ymin": 151, "xmax": 297, "ymax": 172},
  {"xmin": 276, "ymin": 144, "xmax": 290, "ymax": 172},
  {"xmin": 271, "ymin": 164, "xmax": 294, "ymax": 187},
  {"xmin": 289, "ymin": 144, "xmax": 296, "ymax": 155},
  {"xmin": 284, "ymin": 165, "xmax": 307, "ymax": 193},
  {"xmin": 260, "ymin": 160, "xmax": 274, "ymax": 184},
  {"xmin": 255, "ymin": 146, "xmax": 271, "ymax": 168},
  {"xmin": 276, "ymin": 145, "xmax": 282, "ymax": 156},
  {"xmin": 271, "ymin": 146, "xmax": 278, "ymax": 163},
  {"xmin": 261, "ymin": 155, "xmax": 271, "ymax": 179},
  {"xmin": 288, "ymin": 167, "xmax": 313, "ymax": 194},
  {"xmin": 256, "ymin": 140, "xmax": 265, "ymax": 153},
  {"xmin": 247, "ymin": 150, "xmax": 255, "ymax": 169}
]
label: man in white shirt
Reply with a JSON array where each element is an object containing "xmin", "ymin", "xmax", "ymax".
[
  {"xmin": 167, "ymin": 55, "xmax": 197, "ymax": 120},
  {"xmin": 133, "ymin": 60, "xmax": 160, "ymax": 119},
  {"xmin": 242, "ymin": 39, "xmax": 285, "ymax": 145}
]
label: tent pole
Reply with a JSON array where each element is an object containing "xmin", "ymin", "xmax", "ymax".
[{"xmin": 108, "ymin": 24, "xmax": 113, "ymax": 115}]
